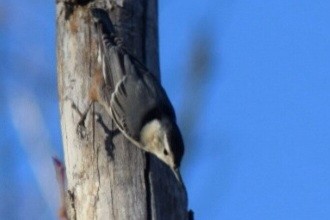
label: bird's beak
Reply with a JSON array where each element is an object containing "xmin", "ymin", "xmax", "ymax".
[{"xmin": 172, "ymin": 167, "xmax": 183, "ymax": 186}]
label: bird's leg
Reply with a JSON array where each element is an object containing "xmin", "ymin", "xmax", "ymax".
[
  {"xmin": 76, "ymin": 101, "xmax": 95, "ymax": 138},
  {"xmin": 95, "ymin": 113, "xmax": 120, "ymax": 159},
  {"xmin": 67, "ymin": 98, "xmax": 94, "ymax": 138},
  {"xmin": 77, "ymin": 101, "xmax": 93, "ymax": 126}
]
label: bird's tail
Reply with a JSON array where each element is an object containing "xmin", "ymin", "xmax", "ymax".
[{"xmin": 90, "ymin": 8, "xmax": 126, "ymax": 90}]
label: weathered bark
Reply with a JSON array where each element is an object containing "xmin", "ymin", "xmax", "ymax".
[{"xmin": 57, "ymin": 0, "xmax": 189, "ymax": 219}]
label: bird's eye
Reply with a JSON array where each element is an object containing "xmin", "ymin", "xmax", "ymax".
[{"xmin": 163, "ymin": 149, "xmax": 168, "ymax": 156}]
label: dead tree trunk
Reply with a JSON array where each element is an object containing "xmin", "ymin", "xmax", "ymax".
[{"xmin": 57, "ymin": 1, "xmax": 189, "ymax": 219}]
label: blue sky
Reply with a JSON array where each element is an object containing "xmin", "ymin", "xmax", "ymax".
[{"xmin": 1, "ymin": 0, "xmax": 330, "ymax": 219}]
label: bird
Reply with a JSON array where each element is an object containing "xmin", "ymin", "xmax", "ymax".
[{"xmin": 89, "ymin": 8, "xmax": 185, "ymax": 183}]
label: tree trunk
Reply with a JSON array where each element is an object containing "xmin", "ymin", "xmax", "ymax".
[{"xmin": 56, "ymin": 1, "xmax": 189, "ymax": 219}]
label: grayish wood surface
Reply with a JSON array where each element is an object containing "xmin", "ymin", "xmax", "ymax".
[{"xmin": 57, "ymin": 0, "xmax": 189, "ymax": 219}]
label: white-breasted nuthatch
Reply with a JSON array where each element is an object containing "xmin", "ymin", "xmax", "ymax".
[{"xmin": 90, "ymin": 9, "xmax": 184, "ymax": 183}]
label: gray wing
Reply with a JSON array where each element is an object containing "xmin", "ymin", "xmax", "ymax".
[
  {"xmin": 92, "ymin": 8, "xmax": 176, "ymax": 140},
  {"xmin": 110, "ymin": 54, "xmax": 176, "ymax": 140}
]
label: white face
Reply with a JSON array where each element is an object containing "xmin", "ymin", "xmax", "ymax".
[
  {"xmin": 155, "ymin": 133, "xmax": 175, "ymax": 168},
  {"xmin": 140, "ymin": 119, "xmax": 175, "ymax": 168},
  {"xmin": 140, "ymin": 120, "xmax": 183, "ymax": 183},
  {"xmin": 156, "ymin": 135, "xmax": 183, "ymax": 184}
]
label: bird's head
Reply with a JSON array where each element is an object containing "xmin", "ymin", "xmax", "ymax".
[{"xmin": 140, "ymin": 118, "xmax": 184, "ymax": 182}]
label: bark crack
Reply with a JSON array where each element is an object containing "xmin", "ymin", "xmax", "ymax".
[
  {"xmin": 145, "ymin": 154, "xmax": 152, "ymax": 220},
  {"xmin": 92, "ymin": 105, "xmax": 101, "ymax": 218},
  {"xmin": 94, "ymin": 146, "xmax": 101, "ymax": 219},
  {"xmin": 141, "ymin": 0, "xmax": 147, "ymax": 65},
  {"xmin": 108, "ymin": 119, "xmax": 116, "ymax": 219},
  {"xmin": 109, "ymin": 168, "xmax": 115, "ymax": 219},
  {"xmin": 68, "ymin": 190, "xmax": 77, "ymax": 220}
]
